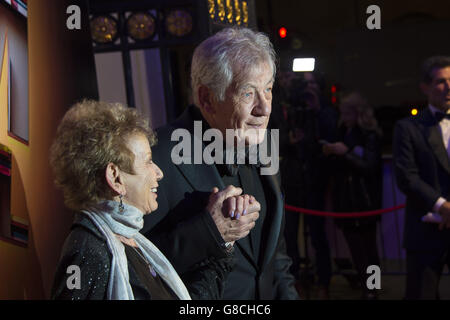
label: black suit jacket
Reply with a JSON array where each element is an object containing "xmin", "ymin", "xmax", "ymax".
[
  {"xmin": 393, "ymin": 108, "xmax": 450, "ymax": 251},
  {"xmin": 142, "ymin": 105, "xmax": 298, "ymax": 300}
]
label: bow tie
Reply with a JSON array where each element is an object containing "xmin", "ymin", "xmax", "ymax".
[{"xmin": 435, "ymin": 112, "xmax": 450, "ymax": 122}]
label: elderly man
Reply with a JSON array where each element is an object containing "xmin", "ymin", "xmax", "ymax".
[
  {"xmin": 393, "ymin": 56, "xmax": 450, "ymax": 299},
  {"xmin": 142, "ymin": 27, "xmax": 299, "ymax": 300}
]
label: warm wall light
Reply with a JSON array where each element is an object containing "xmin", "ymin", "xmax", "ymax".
[
  {"xmin": 226, "ymin": 0, "xmax": 233, "ymax": 23},
  {"xmin": 166, "ymin": 10, "xmax": 193, "ymax": 37},
  {"xmin": 292, "ymin": 58, "xmax": 315, "ymax": 72},
  {"xmin": 234, "ymin": 0, "xmax": 241, "ymax": 25},
  {"xmin": 411, "ymin": 108, "xmax": 418, "ymax": 116},
  {"xmin": 217, "ymin": 0, "xmax": 225, "ymax": 21},
  {"xmin": 208, "ymin": 0, "xmax": 215, "ymax": 19},
  {"xmin": 242, "ymin": 1, "xmax": 248, "ymax": 26},
  {"xmin": 90, "ymin": 15, "xmax": 118, "ymax": 44},
  {"xmin": 126, "ymin": 12, "xmax": 155, "ymax": 41}
]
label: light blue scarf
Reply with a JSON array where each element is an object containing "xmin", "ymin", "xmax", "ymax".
[{"xmin": 82, "ymin": 200, "xmax": 191, "ymax": 300}]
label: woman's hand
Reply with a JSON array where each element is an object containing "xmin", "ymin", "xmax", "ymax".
[
  {"xmin": 223, "ymin": 194, "xmax": 257, "ymax": 219},
  {"xmin": 206, "ymin": 186, "xmax": 260, "ymax": 243}
]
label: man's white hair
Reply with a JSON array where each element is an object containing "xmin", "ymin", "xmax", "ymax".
[{"xmin": 191, "ymin": 27, "xmax": 276, "ymax": 106}]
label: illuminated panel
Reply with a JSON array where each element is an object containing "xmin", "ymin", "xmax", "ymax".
[
  {"xmin": 217, "ymin": 0, "xmax": 225, "ymax": 21},
  {"xmin": 242, "ymin": 1, "xmax": 248, "ymax": 26},
  {"xmin": 292, "ymin": 58, "xmax": 315, "ymax": 72},
  {"xmin": 234, "ymin": 0, "xmax": 241, "ymax": 25},
  {"xmin": 226, "ymin": 0, "xmax": 233, "ymax": 24},
  {"xmin": 208, "ymin": 0, "xmax": 215, "ymax": 20}
]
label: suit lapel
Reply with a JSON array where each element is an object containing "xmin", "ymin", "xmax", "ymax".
[
  {"xmin": 172, "ymin": 106, "xmax": 225, "ymax": 192},
  {"xmin": 235, "ymin": 239, "xmax": 258, "ymax": 270},
  {"xmin": 237, "ymin": 167, "xmax": 259, "ymax": 268},
  {"xmin": 176, "ymin": 161, "xmax": 225, "ymax": 192},
  {"xmin": 259, "ymin": 174, "xmax": 283, "ymax": 269},
  {"xmin": 421, "ymin": 109, "xmax": 450, "ymax": 175}
]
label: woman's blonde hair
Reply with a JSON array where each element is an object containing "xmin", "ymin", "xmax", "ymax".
[
  {"xmin": 49, "ymin": 100, "xmax": 156, "ymax": 210},
  {"xmin": 339, "ymin": 92, "xmax": 382, "ymax": 135}
]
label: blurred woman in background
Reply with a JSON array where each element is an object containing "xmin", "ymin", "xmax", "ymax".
[{"xmin": 323, "ymin": 92, "xmax": 383, "ymax": 300}]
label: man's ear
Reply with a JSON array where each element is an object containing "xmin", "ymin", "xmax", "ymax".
[
  {"xmin": 198, "ymin": 85, "xmax": 215, "ymax": 114},
  {"xmin": 105, "ymin": 163, "xmax": 126, "ymax": 196}
]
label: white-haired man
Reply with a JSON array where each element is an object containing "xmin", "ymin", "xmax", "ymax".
[{"xmin": 143, "ymin": 27, "xmax": 299, "ymax": 300}]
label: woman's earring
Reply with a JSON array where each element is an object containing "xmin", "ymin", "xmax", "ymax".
[{"xmin": 119, "ymin": 194, "xmax": 124, "ymax": 213}]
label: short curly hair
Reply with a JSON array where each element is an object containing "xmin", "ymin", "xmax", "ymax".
[{"xmin": 50, "ymin": 100, "xmax": 156, "ymax": 210}]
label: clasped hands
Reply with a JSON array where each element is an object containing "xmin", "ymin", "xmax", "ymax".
[{"xmin": 206, "ymin": 185, "xmax": 261, "ymax": 244}]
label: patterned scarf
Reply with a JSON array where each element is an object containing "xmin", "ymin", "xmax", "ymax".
[{"xmin": 82, "ymin": 200, "xmax": 191, "ymax": 300}]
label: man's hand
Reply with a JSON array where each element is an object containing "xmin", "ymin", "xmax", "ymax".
[
  {"xmin": 438, "ymin": 201, "xmax": 450, "ymax": 230},
  {"xmin": 207, "ymin": 186, "xmax": 261, "ymax": 243},
  {"xmin": 323, "ymin": 142, "xmax": 349, "ymax": 156}
]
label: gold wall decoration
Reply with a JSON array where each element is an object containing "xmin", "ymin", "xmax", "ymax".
[
  {"xmin": 166, "ymin": 10, "xmax": 193, "ymax": 37},
  {"xmin": 126, "ymin": 12, "xmax": 155, "ymax": 41},
  {"xmin": 217, "ymin": 0, "xmax": 225, "ymax": 22},
  {"xmin": 208, "ymin": 0, "xmax": 215, "ymax": 20},
  {"xmin": 226, "ymin": 0, "xmax": 233, "ymax": 24},
  {"xmin": 242, "ymin": 1, "xmax": 248, "ymax": 26},
  {"xmin": 90, "ymin": 15, "xmax": 118, "ymax": 44},
  {"xmin": 234, "ymin": 0, "xmax": 241, "ymax": 25}
]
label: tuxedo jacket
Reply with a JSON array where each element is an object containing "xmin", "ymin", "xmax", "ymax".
[
  {"xmin": 142, "ymin": 105, "xmax": 298, "ymax": 300},
  {"xmin": 393, "ymin": 108, "xmax": 450, "ymax": 251}
]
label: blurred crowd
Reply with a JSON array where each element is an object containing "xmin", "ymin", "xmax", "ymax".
[{"xmin": 271, "ymin": 71, "xmax": 384, "ymax": 300}]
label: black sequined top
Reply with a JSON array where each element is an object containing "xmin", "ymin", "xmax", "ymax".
[
  {"xmin": 51, "ymin": 213, "xmax": 235, "ymax": 300},
  {"xmin": 123, "ymin": 244, "xmax": 177, "ymax": 300}
]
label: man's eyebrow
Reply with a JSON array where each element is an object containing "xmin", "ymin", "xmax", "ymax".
[{"xmin": 240, "ymin": 78, "xmax": 274, "ymax": 90}]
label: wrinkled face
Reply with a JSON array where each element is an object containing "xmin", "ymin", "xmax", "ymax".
[
  {"xmin": 209, "ymin": 62, "xmax": 274, "ymax": 145},
  {"xmin": 339, "ymin": 104, "xmax": 357, "ymax": 128},
  {"xmin": 422, "ymin": 66, "xmax": 450, "ymax": 112},
  {"xmin": 121, "ymin": 133, "xmax": 163, "ymax": 214}
]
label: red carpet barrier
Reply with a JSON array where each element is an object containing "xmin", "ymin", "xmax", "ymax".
[{"xmin": 284, "ymin": 204, "xmax": 406, "ymax": 218}]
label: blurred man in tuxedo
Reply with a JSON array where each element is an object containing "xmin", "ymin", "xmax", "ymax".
[{"xmin": 393, "ymin": 56, "xmax": 450, "ymax": 299}]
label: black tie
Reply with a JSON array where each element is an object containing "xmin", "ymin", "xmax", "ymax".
[{"xmin": 435, "ymin": 112, "xmax": 450, "ymax": 122}]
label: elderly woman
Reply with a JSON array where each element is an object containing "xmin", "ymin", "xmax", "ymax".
[
  {"xmin": 323, "ymin": 92, "xmax": 383, "ymax": 300},
  {"xmin": 50, "ymin": 100, "xmax": 237, "ymax": 300}
]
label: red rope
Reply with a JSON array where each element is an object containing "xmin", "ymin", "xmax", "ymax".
[{"xmin": 284, "ymin": 204, "xmax": 406, "ymax": 218}]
